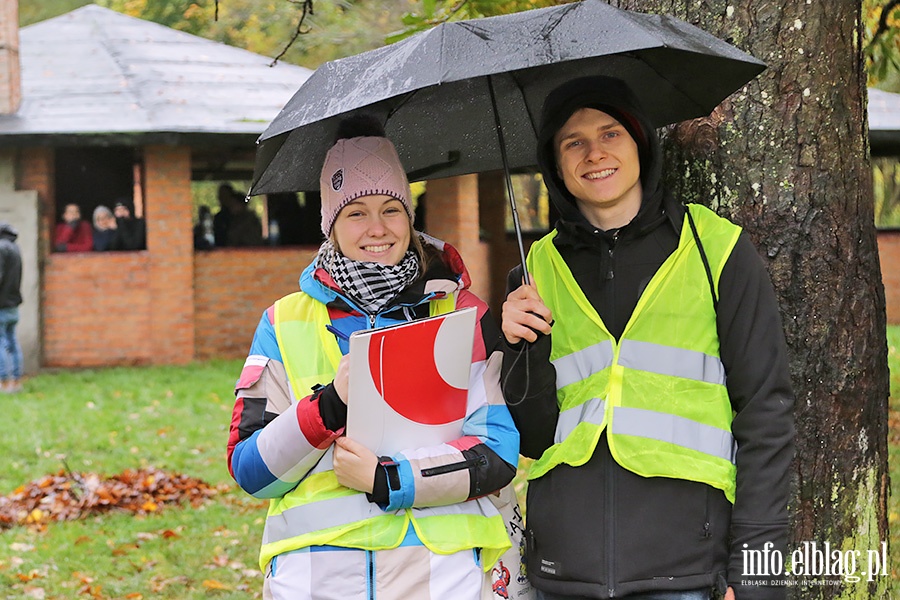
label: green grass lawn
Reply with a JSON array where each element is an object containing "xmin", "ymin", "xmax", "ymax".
[
  {"xmin": 0, "ymin": 359, "xmax": 266, "ymax": 599},
  {"xmin": 887, "ymin": 326, "xmax": 900, "ymax": 592},
  {"xmin": 1, "ymin": 332, "xmax": 899, "ymax": 598}
]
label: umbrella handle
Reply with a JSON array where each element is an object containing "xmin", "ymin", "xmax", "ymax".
[{"xmin": 487, "ymin": 75, "xmax": 530, "ymax": 287}]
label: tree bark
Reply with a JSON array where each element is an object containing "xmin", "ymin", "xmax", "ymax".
[{"xmin": 609, "ymin": 0, "xmax": 890, "ymax": 597}]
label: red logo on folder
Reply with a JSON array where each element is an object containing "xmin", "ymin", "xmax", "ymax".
[
  {"xmin": 347, "ymin": 306, "xmax": 477, "ymax": 455},
  {"xmin": 368, "ymin": 317, "xmax": 468, "ymax": 425}
]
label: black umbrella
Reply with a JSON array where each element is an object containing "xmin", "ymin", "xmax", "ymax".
[{"xmin": 250, "ymin": 0, "xmax": 765, "ymax": 276}]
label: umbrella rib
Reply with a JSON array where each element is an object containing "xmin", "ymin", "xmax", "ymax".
[
  {"xmin": 636, "ymin": 53, "xmax": 710, "ymax": 119},
  {"xmin": 508, "ymin": 71, "xmax": 540, "ymax": 143},
  {"xmin": 440, "ymin": 22, "xmax": 447, "ymax": 84},
  {"xmin": 385, "ymin": 90, "xmax": 419, "ymax": 122}
]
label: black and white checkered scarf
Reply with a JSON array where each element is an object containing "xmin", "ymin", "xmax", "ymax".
[{"xmin": 317, "ymin": 240, "xmax": 421, "ymax": 315}]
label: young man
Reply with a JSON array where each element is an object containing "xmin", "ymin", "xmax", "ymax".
[{"xmin": 501, "ymin": 76, "xmax": 795, "ymax": 600}]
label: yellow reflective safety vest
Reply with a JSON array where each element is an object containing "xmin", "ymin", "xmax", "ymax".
[
  {"xmin": 526, "ymin": 204, "xmax": 741, "ymax": 503},
  {"xmin": 260, "ymin": 290, "xmax": 510, "ymax": 571}
]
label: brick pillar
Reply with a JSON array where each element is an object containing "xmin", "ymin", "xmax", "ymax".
[
  {"xmin": 425, "ymin": 174, "xmax": 479, "ymax": 252},
  {"xmin": 478, "ymin": 171, "xmax": 510, "ymax": 319},
  {"xmin": 0, "ymin": 0, "xmax": 21, "ymax": 115},
  {"xmin": 425, "ymin": 174, "xmax": 490, "ymax": 301},
  {"xmin": 144, "ymin": 145, "xmax": 194, "ymax": 364},
  {"xmin": 17, "ymin": 147, "xmax": 54, "ymax": 257}
]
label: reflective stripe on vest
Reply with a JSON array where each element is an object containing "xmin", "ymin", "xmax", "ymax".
[
  {"xmin": 263, "ymin": 492, "xmax": 501, "ymax": 547},
  {"xmin": 618, "ymin": 339, "xmax": 726, "ymax": 386},
  {"xmin": 527, "ymin": 204, "xmax": 741, "ymax": 502},
  {"xmin": 263, "ymin": 490, "xmax": 385, "ymax": 546},
  {"xmin": 263, "ymin": 291, "xmax": 510, "ymax": 571},
  {"xmin": 555, "ymin": 397, "xmax": 605, "ymax": 444},
  {"xmin": 611, "ymin": 406, "xmax": 736, "ymax": 463},
  {"xmin": 554, "ymin": 402, "xmax": 735, "ymax": 464},
  {"xmin": 553, "ymin": 341, "xmax": 614, "ymax": 388}
]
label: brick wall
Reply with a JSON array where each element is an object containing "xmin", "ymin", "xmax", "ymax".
[
  {"xmin": 42, "ymin": 245, "xmax": 321, "ymax": 366},
  {"xmin": 878, "ymin": 230, "xmax": 900, "ymax": 324},
  {"xmin": 44, "ymin": 253, "xmax": 152, "ymax": 366},
  {"xmin": 194, "ymin": 247, "xmax": 318, "ymax": 360},
  {"xmin": 40, "ymin": 145, "xmax": 198, "ymax": 367}
]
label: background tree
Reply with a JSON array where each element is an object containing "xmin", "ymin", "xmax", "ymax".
[
  {"xmin": 866, "ymin": 0, "xmax": 900, "ymax": 87},
  {"xmin": 384, "ymin": 0, "xmax": 566, "ymax": 41},
  {"xmin": 17, "ymin": 0, "xmax": 91, "ymax": 25},
  {"xmin": 19, "ymin": 0, "xmax": 420, "ymax": 69},
  {"xmin": 607, "ymin": 1, "xmax": 889, "ymax": 597}
]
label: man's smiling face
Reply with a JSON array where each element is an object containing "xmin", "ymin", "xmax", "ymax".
[{"xmin": 554, "ymin": 107, "xmax": 642, "ymax": 227}]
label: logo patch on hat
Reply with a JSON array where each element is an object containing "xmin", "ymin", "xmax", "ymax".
[{"xmin": 331, "ymin": 169, "xmax": 344, "ymax": 191}]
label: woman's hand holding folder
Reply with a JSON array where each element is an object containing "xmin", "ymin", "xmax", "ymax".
[{"xmin": 333, "ymin": 436, "xmax": 378, "ymax": 493}]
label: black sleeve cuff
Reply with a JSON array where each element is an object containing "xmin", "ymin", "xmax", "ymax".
[
  {"xmin": 365, "ymin": 458, "xmax": 399, "ymax": 506},
  {"xmin": 315, "ymin": 383, "xmax": 347, "ymax": 432},
  {"xmin": 366, "ymin": 463, "xmax": 389, "ymax": 505}
]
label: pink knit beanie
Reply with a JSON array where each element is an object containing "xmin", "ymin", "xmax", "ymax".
[{"xmin": 319, "ymin": 135, "xmax": 413, "ymax": 237}]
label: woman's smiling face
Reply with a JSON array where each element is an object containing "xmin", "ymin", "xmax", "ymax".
[{"xmin": 332, "ymin": 194, "xmax": 411, "ymax": 265}]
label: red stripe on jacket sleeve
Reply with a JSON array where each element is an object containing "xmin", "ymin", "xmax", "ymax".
[
  {"xmin": 448, "ymin": 436, "xmax": 482, "ymax": 452},
  {"xmin": 226, "ymin": 396, "xmax": 246, "ymax": 478},
  {"xmin": 297, "ymin": 394, "xmax": 341, "ymax": 449}
]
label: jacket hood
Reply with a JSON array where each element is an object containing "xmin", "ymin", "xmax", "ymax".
[
  {"xmin": 299, "ymin": 232, "xmax": 470, "ymax": 310},
  {"xmin": 0, "ymin": 223, "xmax": 18, "ymax": 241},
  {"xmin": 536, "ymin": 76, "xmax": 665, "ymax": 231}
]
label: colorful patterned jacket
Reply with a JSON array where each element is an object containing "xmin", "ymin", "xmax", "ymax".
[{"xmin": 226, "ymin": 235, "xmax": 519, "ymax": 548}]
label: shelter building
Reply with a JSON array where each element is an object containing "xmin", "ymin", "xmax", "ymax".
[
  {"xmin": 0, "ymin": 2, "xmax": 522, "ymax": 369},
  {"xmin": 0, "ymin": 3, "xmax": 321, "ymax": 368}
]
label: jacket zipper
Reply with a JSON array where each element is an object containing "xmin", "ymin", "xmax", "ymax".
[
  {"xmin": 605, "ymin": 230, "xmax": 618, "ymax": 281},
  {"xmin": 606, "ymin": 445, "xmax": 616, "ymax": 597},
  {"xmin": 420, "ymin": 454, "xmax": 486, "ymax": 477},
  {"xmin": 366, "ymin": 550, "xmax": 375, "ymax": 600},
  {"xmin": 703, "ymin": 487, "xmax": 712, "ymax": 539},
  {"xmin": 606, "ymin": 229, "xmax": 618, "ymax": 598}
]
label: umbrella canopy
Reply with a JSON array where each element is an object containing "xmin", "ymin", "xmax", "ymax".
[{"xmin": 250, "ymin": 0, "xmax": 765, "ymax": 196}]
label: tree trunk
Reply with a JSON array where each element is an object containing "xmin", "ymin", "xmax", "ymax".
[{"xmin": 610, "ymin": 0, "xmax": 890, "ymax": 597}]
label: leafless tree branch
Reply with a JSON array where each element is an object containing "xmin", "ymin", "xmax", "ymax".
[
  {"xmin": 270, "ymin": 0, "xmax": 315, "ymax": 66},
  {"xmin": 873, "ymin": 0, "xmax": 900, "ymax": 44}
]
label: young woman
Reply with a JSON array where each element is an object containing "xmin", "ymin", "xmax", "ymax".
[{"xmin": 227, "ymin": 117, "xmax": 519, "ymax": 600}]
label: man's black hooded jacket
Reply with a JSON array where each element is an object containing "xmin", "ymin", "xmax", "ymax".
[{"xmin": 501, "ymin": 77, "xmax": 795, "ymax": 600}]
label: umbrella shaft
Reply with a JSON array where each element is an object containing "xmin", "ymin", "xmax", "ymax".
[{"xmin": 487, "ymin": 76, "xmax": 530, "ymax": 286}]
